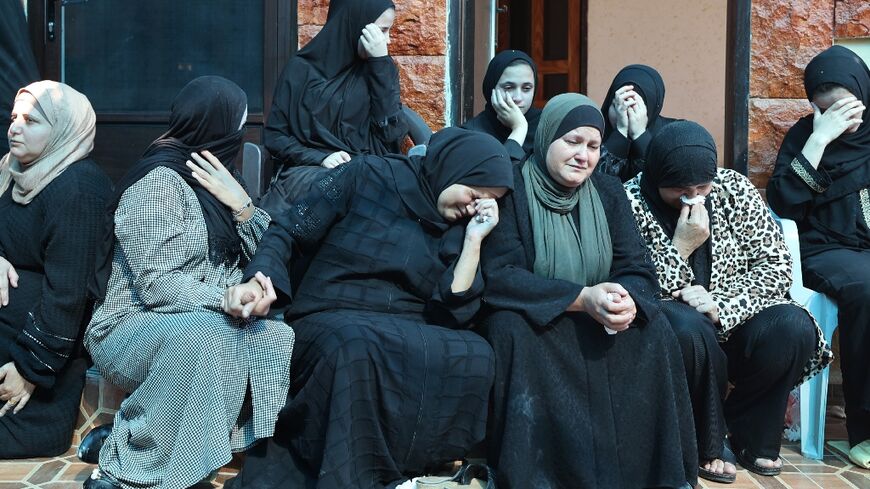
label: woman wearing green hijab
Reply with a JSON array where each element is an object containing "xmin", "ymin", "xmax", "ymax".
[{"xmin": 479, "ymin": 93, "xmax": 696, "ymax": 489}]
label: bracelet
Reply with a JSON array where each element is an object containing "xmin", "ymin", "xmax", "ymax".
[{"xmin": 232, "ymin": 199, "xmax": 253, "ymax": 219}]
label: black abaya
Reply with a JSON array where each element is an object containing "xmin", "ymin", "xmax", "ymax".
[
  {"xmin": 767, "ymin": 45, "xmax": 870, "ymax": 448},
  {"xmin": 227, "ymin": 129, "xmax": 513, "ymax": 489},
  {"xmin": 480, "ymin": 166, "xmax": 697, "ymax": 489},
  {"xmin": 264, "ymin": 0, "xmax": 408, "ymax": 178}
]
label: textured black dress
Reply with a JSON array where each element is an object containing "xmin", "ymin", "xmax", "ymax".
[
  {"xmin": 479, "ymin": 165, "xmax": 697, "ymax": 489},
  {"xmin": 227, "ymin": 157, "xmax": 496, "ymax": 489},
  {"xmin": 0, "ymin": 159, "xmax": 111, "ymax": 457}
]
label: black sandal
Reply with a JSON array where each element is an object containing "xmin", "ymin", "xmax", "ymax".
[
  {"xmin": 734, "ymin": 448, "xmax": 782, "ymax": 477},
  {"xmin": 698, "ymin": 462, "xmax": 736, "ymax": 484}
]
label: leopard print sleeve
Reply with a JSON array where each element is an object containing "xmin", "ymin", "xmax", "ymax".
[{"xmin": 710, "ymin": 169, "xmax": 793, "ymax": 333}]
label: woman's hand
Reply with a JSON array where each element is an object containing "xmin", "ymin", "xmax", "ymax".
[
  {"xmin": 0, "ymin": 257, "xmax": 18, "ymax": 308},
  {"xmin": 0, "ymin": 362, "xmax": 35, "ymax": 416},
  {"xmin": 672, "ymin": 204, "xmax": 710, "ymax": 260},
  {"xmin": 222, "ymin": 272, "xmax": 277, "ymax": 319},
  {"xmin": 464, "ymin": 198, "xmax": 500, "ymax": 243},
  {"xmin": 321, "ymin": 151, "xmax": 352, "ymax": 169},
  {"xmin": 626, "ymin": 94, "xmax": 649, "ymax": 140},
  {"xmin": 491, "ymin": 88, "xmax": 528, "ymax": 133},
  {"xmin": 360, "ymin": 23, "xmax": 389, "ymax": 58},
  {"xmin": 610, "ymin": 85, "xmax": 639, "ymax": 138},
  {"xmin": 186, "ymin": 150, "xmax": 252, "ymax": 220},
  {"xmin": 673, "ymin": 285, "xmax": 719, "ymax": 324},
  {"xmin": 811, "ymin": 96, "xmax": 864, "ymax": 147},
  {"xmin": 568, "ymin": 282, "xmax": 637, "ymax": 332}
]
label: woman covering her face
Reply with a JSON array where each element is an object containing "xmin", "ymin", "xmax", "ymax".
[
  {"xmin": 222, "ymin": 128, "xmax": 512, "ymax": 489},
  {"xmin": 84, "ymin": 76, "xmax": 294, "ymax": 489},
  {"xmin": 463, "ymin": 49, "xmax": 542, "ymax": 161},
  {"xmin": 479, "ymin": 93, "xmax": 697, "ymax": 489},
  {"xmin": 264, "ymin": 0, "xmax": 408, "ymax": 180},
  {"xmin": 0, "ymin": 81, "xmax": 111, "ymax": 457},
  {"xmin": 626, "ymin": 120, "xmax": 832, "ymax": 479},
  {"xmin": 767, "ymin": 45, "xmax": 870, "ymax": 468},
  {"xmin": 597, "ymin": 64, "xmax": 677, "ymax": 182}
]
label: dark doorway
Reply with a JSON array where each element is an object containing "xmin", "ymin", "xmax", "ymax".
[
  {"xmin": 26, "ymin": 0, "xmax": 295, "ymax": 182},
  {"xmin": 495, "ymin": 0, "xmax": 585, "ymax": 107}
]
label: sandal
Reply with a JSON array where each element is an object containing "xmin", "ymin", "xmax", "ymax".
[
  {"xmin": 734, "ymin": 448, "xmax": 782, "ymax": 477},
  {"xmin": 698, "ymin": 462, "xmax": 736, "ymax": 484}
]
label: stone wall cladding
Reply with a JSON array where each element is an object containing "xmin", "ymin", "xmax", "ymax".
[
  {"xmin": 296, "ymin": 0, "xmax": 448, "ymax": 129},
  {"xmin": 835, "ymin": 0, "xmax": 870, "ymax": 39},
  {"xmin": 748, "ymin": 0, "xmax": 867, "ymax": 188}
]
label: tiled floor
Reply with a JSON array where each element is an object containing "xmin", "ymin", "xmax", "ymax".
[{"xmin": 1, "ymin": 369, "xmax": 867, "ymax": 488}]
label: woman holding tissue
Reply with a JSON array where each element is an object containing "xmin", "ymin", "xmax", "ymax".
[
  {"xmin": 625, "ymin": 120, "xmax": 831, "ymax": 479},
  {"xmin": 479, "ymin": 93, "xmax": 697, "ymax": 489}
]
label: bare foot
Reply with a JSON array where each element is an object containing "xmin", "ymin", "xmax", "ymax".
[
  {"xmin": 702, "ymin": 458, "xmax": 737, "ymax": 476},
  {"xmin": 754, "ymin": 457, "xmax": 783, "ymax": 470}
]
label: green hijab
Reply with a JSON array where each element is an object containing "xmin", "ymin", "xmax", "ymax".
[{"xmin": 523, "ymin": 93, "xmax": 612, "ymax": 285}]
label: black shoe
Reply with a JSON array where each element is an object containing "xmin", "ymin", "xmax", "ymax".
[
  {"xmin": 83, "ymin": 468, "xmax": 122, "ymax": 489},
  {"xmin": 78, "ymin": 423, "xmax": 113, "ymax": 464}
]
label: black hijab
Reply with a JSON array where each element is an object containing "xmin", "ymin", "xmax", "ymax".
[
  {"xmin": 779, "ymin": 45, "xmax": 870, "ymax": 200},
  {"xmin": 271, "ymin": 0, "xmax": 396, "ymax": 157},
  {"xmin": 0, "ymin": 0, "xmax": 39, "ymax": 152},
  {"xmin": 390, "ymin": 127, "xmax": 514, "ymax": 232},
  {"xmin": 601, "ymin": 64, "xmax": 674, "ymax": 140},
  {"xmin": 464, "ymin": 50, "xmax": 542, "ymax": 153},
  {"xmin": 91, "ymin": 76, "xmax": 248, "ymax": 299},
  {"xmin": 640, "ymin": 120, "xmax": 718, "ymax": 286}
]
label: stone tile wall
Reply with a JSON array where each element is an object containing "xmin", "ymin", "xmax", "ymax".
[
  {"xmin": 749, "ymin": 0, "xmax": 870, "ymax": 190},
  {"xmin": 297, "ymin": 0, "xmax": 448, "ymax": 129}
]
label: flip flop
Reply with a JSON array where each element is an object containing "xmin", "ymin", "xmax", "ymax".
[{"xmin": 734, "ymin": 448, "xmax": 782, "ymax": 477}]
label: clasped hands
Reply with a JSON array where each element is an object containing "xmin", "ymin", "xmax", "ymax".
[
  {"xmin": 610, "ymin": 85, "xmax": 649, "ymax": 140},
  {"xmin": 223, "ymin": 271, "xmax": 278, "ymax": 319}
]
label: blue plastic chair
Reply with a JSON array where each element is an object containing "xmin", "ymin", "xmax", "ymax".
[{"xmin": 769, "ymin": 209, "xmax": 838, "ymax": 460}]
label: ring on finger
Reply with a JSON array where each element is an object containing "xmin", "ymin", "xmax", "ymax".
[{"xmin": 7, "ymin": 398, "xmax": 17, "ymax": 405}]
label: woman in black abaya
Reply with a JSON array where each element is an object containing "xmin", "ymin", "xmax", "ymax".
[
  {"xmin": 463, "ymin": 50, "xmax": 542, "ymax": 161},
  {"xmin": 224, "ymin": 128, "xmax": 513, "ymax": 489},
  {"xmin": 480, "ymin": 93, "xmax": 696, "ymax": 489},
  {"xmin": 264, "ymin": 0, "xmax": 408, "ymax": 181},
  {"xmin": 767, "ymin": 45, "xmax": 870, "ymax": 468},
  {"xmin": 597, "ymin": 64, "xmax": 677, "ymax": 181}
]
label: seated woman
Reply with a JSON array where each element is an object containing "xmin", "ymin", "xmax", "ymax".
[
  {"xmin": 480, "ymin": 93, "xmax": 696, "ymax": 489},
  {"xmin": 83, "ymin": 76, "xmax": 294, "ymax": 489},
  {"xmin": 265, "ymin": 0, "xmax": 408, "ymax": 180},
  {"xmin": 222, "ymin": 128, "xmax": 513, "ymax": 489},
  {"xmin": 463, "ymin": 49, "xmax": 541, "ymax": 161},
  {"xmin": 767, "ymin": 45, "xmax": 870, "ymax": 468},
  {"xmin": 597, "ymin": 64, "xmax": 676, "ymax": 182},
  {"xmin": 0, "ymin": 81, "xmax": 111, "ymax": 458},
  {"xmin": 625, "ymin": 120, "xmax": 832, "ymax": 477}
]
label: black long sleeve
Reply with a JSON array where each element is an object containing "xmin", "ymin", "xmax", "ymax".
[
  {"xmin": 7, "ymin": 163, "xmax": 110, "ymax": 388},
  {"xmin": 365, "ymin": 56, "xmax": 408, "ymax": 146}
]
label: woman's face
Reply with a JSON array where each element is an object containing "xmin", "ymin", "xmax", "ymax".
[
  {"xmin": 357, "ymin": 8, "xmax": 396, "ymax": 58},
  {"xmin": 813, "ymin": 86, "xmax": 863, "ymax": 134},
  {"xmin": 7, "ymin": 93, "xmax": 52, "ymax": 165},
  {"xmin": 437, "ymin": 184, "xmax": 507, "ymax": 222},
  {"xmin": 545, "ymin": 126, "xmax": 601, "ymax": 188},
  {"xmin": 658, "ymin": 182, "xmax": 714, "ymax": 209},
  {"xmin": 496, "ymin": 63, "xmax": 535, "ymax": 115}
]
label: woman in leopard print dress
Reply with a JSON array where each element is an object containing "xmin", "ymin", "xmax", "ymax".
[{"xmin": 625, "ymin": 121, "xmax": 832, "ymax": 479}]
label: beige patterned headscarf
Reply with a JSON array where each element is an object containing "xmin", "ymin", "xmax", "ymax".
[{"xmin": 0, "ymin": 81, "xmax": 95, "ymax": 204}]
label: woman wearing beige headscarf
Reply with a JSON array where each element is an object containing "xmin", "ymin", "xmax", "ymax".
[{"xmin": 0, "ymin": 81, "xmax": 111, "ymax": 458}]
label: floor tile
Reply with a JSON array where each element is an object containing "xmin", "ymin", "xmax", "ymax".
[
  {"xmin": 26, "ymin": 460, "xmax": 66, "ymax": 484},
  {"xmin": 841, "ymin": 470, "xmax": 870, "ymax": 489},
  {"xmin": 0, "ymin": 462, "xmax": 38, "ymax": 481},
  {"xmin": 777, "ymin": 473, "xmax": 823, "ymax": 488},
  {"xmin": 808, "ymin": 474, "xmax": 865, "ymax": 488}
]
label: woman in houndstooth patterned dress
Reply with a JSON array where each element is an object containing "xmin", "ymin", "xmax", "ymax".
[{"xmin": 83, "ymin": 77, "xmax": 294, "ymax": 489}]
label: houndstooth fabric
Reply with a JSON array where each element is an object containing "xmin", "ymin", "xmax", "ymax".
[{"xmin": 85, "ymin": 167, "xmax": 294, "ymax": 489}]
